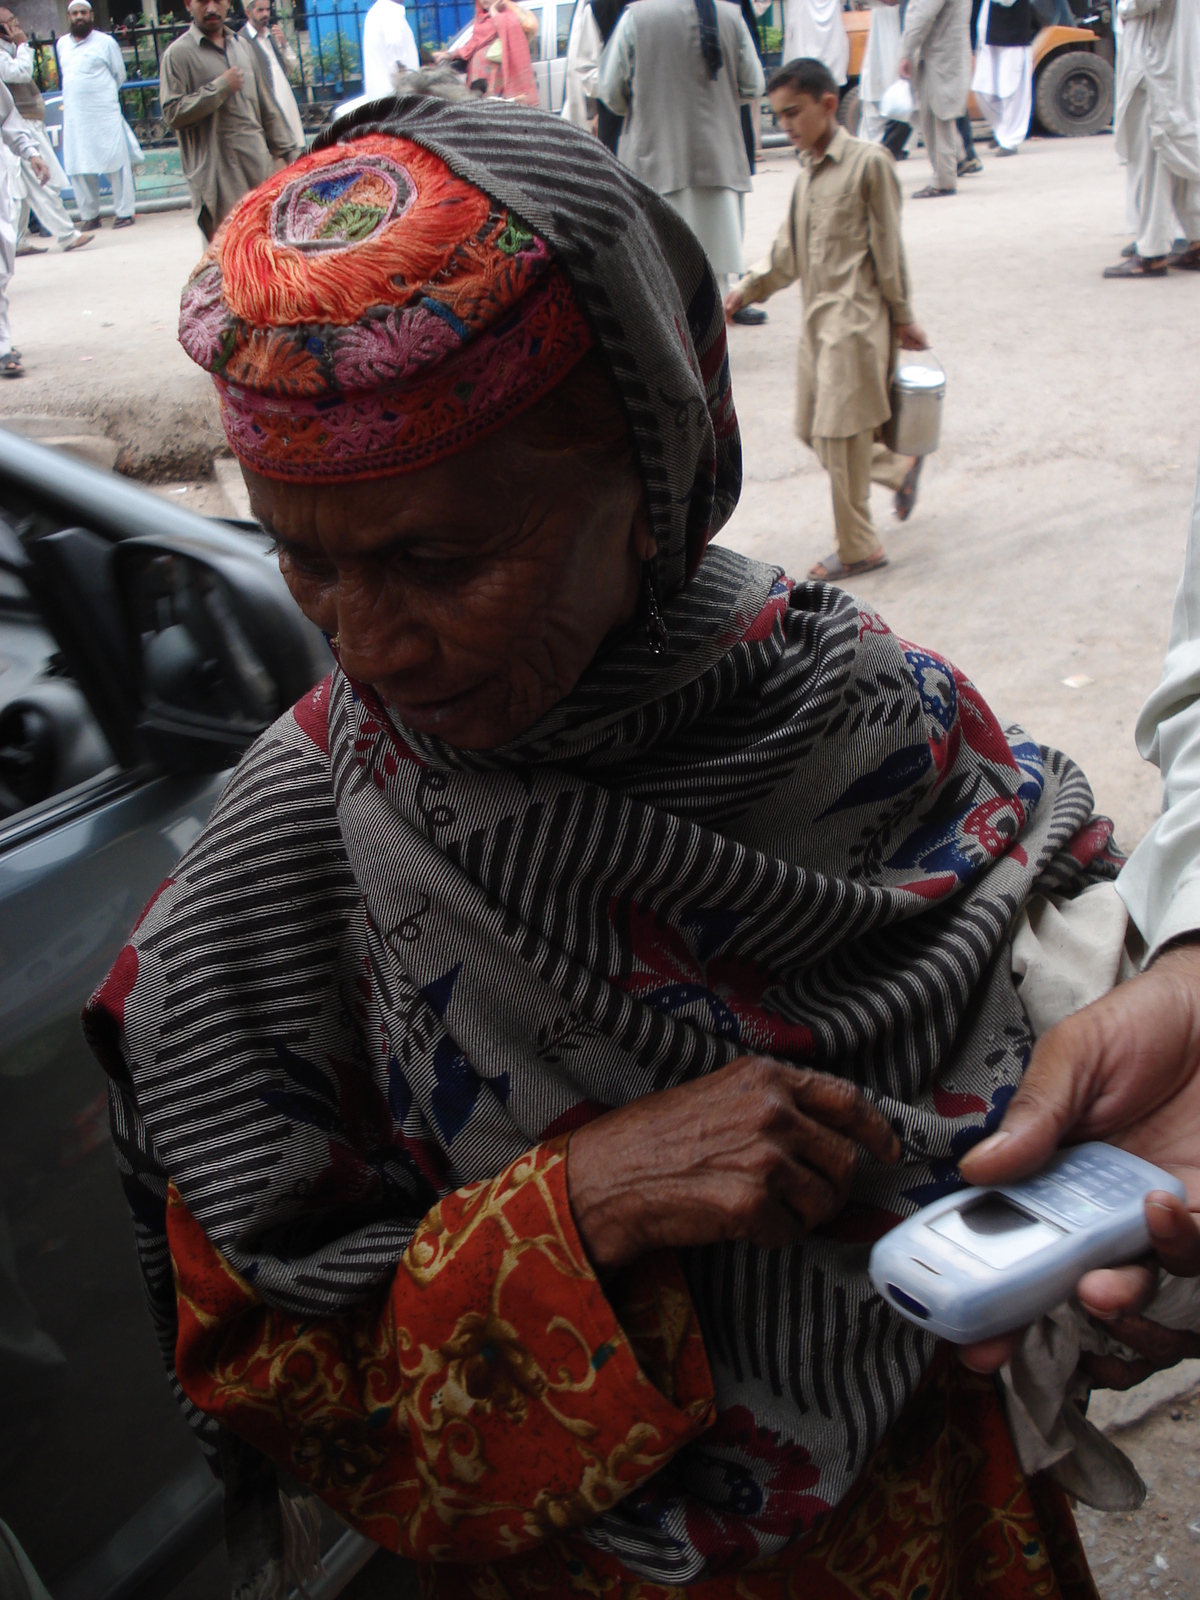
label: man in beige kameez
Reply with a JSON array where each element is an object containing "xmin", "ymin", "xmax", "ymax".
[
  {"xmin": 162, "ymin": 0, "xmax": 302, "ymax": 242},
  {"xmin": 725, "ymin": 56, "xmax": 928, "ymax": 579}
]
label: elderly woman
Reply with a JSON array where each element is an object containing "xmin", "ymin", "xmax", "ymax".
[{"xmin": 86, "ymin": 99, "xmax": 1111, "ymax": 1600}]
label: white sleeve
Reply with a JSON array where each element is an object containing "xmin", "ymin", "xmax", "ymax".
[
  {"xmin": 735, "ymin": 14, "xmax": 765, "ymax": 101},
  {"xmin": 1, "ymin": 104, "xmax": 38, "ymax": 160},
  {"xmin": 400, "ymin": 16, "xmax": 419, "ymax": 69},
  {"xmin": 1116, "ymin": 446, "xmax": 1200, "ymax": 956},
  {"xmin": 575, "ymin": 6, "xmax": 603, "ymax": 99},
  {"xmin": 597, "ymin": 7, "xmax": 636, "ymax": 115},
  {"xmin": 0, "ymin": 43, "xmax": 34, "ymax": 83},
  {"xmin": 108, "ymin": 34, "xmax": 127, "ymax": 86}
]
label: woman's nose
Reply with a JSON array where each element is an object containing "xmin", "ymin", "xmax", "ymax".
[{"xmin": 333, "ymin": 577, "xmax": 436, "ymax": 681}]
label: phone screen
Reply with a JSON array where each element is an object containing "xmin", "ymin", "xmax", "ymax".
[{"xmin": 927, "ymin": 1194, "xmax": 1064, "ymax": 1270}]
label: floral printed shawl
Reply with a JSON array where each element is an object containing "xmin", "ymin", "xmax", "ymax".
[{"xmin": 87, "ymin": 545, "xmax": 1116, "ymax": 1583}]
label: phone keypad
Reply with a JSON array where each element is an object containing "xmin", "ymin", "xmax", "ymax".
[{"xmin": 1016, "ymin": 1175, "xmax": 1103, "ymax": 1226}]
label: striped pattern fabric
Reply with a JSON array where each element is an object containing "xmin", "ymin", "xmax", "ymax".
[{"xmin": 88, "ymin": 550, "xmax": 1118, "ymax": 1583}]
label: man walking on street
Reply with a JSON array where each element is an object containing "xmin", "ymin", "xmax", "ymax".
[
  {"xmin": 0, "ymin": 9, "xmax": 91, "ymax": 253},
  {"xmin": 162, "ymin": 0, "xmax": 303, "ymax": 241},
  {"xmin": 1104, "ymin": 0, "xmax": 1200, "ymax": 278},
  {"xmin": 0, "ymin": 78, "xmax": 53, "ymax": 376},
  {"xmin": 598, "ymin": 0, "xmax": 764, "ymax": 319},
  {"xmin": 724, "ymin": 57, "xmax": 928, "ymax": 580},
  {"xmin": 361, "ymin": 0, "xmax": 420, "ymax": 101},
  {"xmin": 241, "ymin": 0, "xmax": 305, "ymax": 150},
  {"xmin": 970, "ymin": 0, "xmax": 1035, "ymax": 154},
  {"xmin": 898, "ymin": 0, "xmax": 971, "ymax": 196},
  {"xmin": 784, "ymin": 0, "xmax": 848, "ymax": 86},
  {"xmin": 55, "ymin": 0, "xmax": 138, "ymax": 230}
]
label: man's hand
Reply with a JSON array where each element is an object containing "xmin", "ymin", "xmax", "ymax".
[
  {"xmin": 567, "ymin": 1055, "xmax": 900, "ymax": 1275},
  {"xmin": 894, "ymin": 321, "xmax": 929, "ymax": 350},
  {"xmin": 221, "ymin": 64, "xmax": 245, "ymax": 92},
  {"xmin": 8, "ymin": 20, "xmax": 26, "ymax": 43},
  {"xmin": 724, "ymin": 285, "xmax": 746, "ymax": 323},
  {"xmin": 28, "ymin": 155, "xmax": 49, "ymax": 185},
  {"xmin": 898, "ymin": 56, "xmax": 912, "ymax": 79},
  {"xmin": 270, "ymin": 22, "xmax": 287, "ymax": 48},
  {"xmin": 957, "ymin": 942, "xmax": 1200, "ymax": 1374}
]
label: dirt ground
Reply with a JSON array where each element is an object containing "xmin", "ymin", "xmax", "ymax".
[{"xmin": 5, "ymin": 129, "xmax": 1200, "ymax": 1591}]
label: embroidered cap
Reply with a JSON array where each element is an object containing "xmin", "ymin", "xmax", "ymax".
[{"xmin": 178, "ymin": 133, "xmax": 594, "ymax": 483}]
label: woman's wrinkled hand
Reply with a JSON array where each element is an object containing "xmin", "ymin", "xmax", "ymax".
[{"xmin": 566, "ymin": 1055, "xmax": 901, "ymax": 1275}]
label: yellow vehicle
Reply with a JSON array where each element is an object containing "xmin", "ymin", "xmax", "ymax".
[{"xmin": 835, "ymin": 3, "xmax": 1115, "ymax": 139}]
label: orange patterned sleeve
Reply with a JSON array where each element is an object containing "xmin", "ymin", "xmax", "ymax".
[{"xmin": 168, "ymin": 1136, "xmax": 715, "ymax": 1561}]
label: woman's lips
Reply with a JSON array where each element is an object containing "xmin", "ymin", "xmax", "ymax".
[{"xmin": 383, "ymin": 679, "xmax": 486, "ymax": 733}]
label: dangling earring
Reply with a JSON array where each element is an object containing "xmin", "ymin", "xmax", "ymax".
[{"xmin": 643, "ymin": 563, "xmax": 669, "ymax": 656}]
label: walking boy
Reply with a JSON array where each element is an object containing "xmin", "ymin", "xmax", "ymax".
[{"xmin": 725, "ymin": 57, "xmax": 927, "ymax": 579}]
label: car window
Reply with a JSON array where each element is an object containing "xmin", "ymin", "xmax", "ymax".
[
  {"xmin": 556, "ymin": 0, "xmax": 576, "ymax": 57},
  {"xmin": 0, "ymin": 564, "xmax": 116, "ymax": 826},
  {"xmin": 522, "ymin": 1, "xmax": 545, "ymax": 45}
]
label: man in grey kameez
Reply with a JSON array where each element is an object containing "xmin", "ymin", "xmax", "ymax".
[
  {"xmin": 598, "ymin": 0, "xmax": 763, "ymax": 301},
  {"xmin": 161, "ymin": 0, "xmax": 302, "ymax": 242},
  {"xmin": 898, "ymin": 0, "xmax": 971, "ymax": 195}
]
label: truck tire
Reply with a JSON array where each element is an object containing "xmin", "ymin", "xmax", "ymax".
[
  {"xmin": 837, "ymin": 86, "xmax": 862, "ymax": 136},
  {"xmin": 1034, "ymin": 49, "xmax": 1114, "ymax": 137}
]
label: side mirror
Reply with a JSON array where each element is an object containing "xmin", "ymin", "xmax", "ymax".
[{"xmin": 112, "ymin": 535, "xmax": 330, "ymax": 773}]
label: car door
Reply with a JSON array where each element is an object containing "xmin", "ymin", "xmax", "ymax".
[
  {"xmin": 0, "ymin": 435, "xmax": 353, "ymax": 1600},
  {"xmin": 0, "ymin": 558, "xmax": 229, "ymax": 1599}
]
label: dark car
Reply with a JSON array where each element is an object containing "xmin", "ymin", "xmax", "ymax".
[{"xmin": 0, "ymin": 432, "xmax": 375, "ymax": 1600}]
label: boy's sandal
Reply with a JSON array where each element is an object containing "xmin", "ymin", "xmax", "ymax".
[
  {"xmin": 912, "ymin": 186, "xmax": 955, "ymax": 198},
  {"xmin": 1171, "ymin": 245, "xmax": 1200, "ymax": 271},
  {"xmin": 0, "ymin": 351, "xmax": 23, "ymax": 378},
  {"xmin": 1102, "ymin": 255, "xmax": 1169, "ymax": 278},
  {"xmin": 808, "ymin": 549, "xmax": 889, "ymax": 581},
  {"xmin": 894, "ymin": 456, "xmax": 924, "ymax": 522}
]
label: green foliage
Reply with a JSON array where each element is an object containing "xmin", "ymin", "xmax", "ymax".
[
  {"xmin": 760, "ymin": 23, "xmax": 783, "ymax": 51},
  {"xmin": 313, "ymin": 28, "xmax": 361, "ymax": 79}
]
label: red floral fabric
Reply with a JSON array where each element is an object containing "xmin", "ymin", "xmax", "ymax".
[
  {"xmin": 426, "ymin": 1354, "xmax": 1100, "ymax": 1600},
  {"xmin": 169, "ymin": 1136, "xmax": 715, "ymax": 1562},
  {"xmin": 170, "ymin": 1133, "xmax": 1097, "ymax": 1600}
]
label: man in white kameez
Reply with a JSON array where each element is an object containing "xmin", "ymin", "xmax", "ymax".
[
  {"xmin": 860, "ymin": 0, "xmax": 902, "ymax": 143},
  {"xmin": 361, "ymin": 0, "xmax": 420, "ymax": 101},
  {"xmin": 1104, "ymin": 0, "xmax": 1200, "ymax": 277},
  {"xmin": 55, "ymin": 0, "xmax": 138, "ymax": 229},
  {"xmin": 970, "ymin": 0, "xmax": 1035, "ymax": 154},
  {"xmin": 242, "ymin": 0, "xmax": 305, "ymax": 149},
  {"xmin": 562, "ymin": 1, "xmax": 603, "ymax": 127},
  {"xmin": 0, "ymin": 78, "xmax": 51, "ymax": 376},
  {"xmin": 784, "ymin": 0, "xmax": 848, "ymax": 86},
  {"xmin": 0, "ymin": 9, "xmax": 90, "ymax": 254}
]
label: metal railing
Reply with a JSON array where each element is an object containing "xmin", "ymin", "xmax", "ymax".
[{"xmin": 28, "ymin": 2, "xmax": 477, "ymax": 145}]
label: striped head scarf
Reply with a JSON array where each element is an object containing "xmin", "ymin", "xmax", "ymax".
[{"xmin": 178, "ymin": 95, "xmax": 741, "ymax": 598}]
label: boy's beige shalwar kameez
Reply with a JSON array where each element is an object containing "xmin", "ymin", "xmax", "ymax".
[{"xmin": 738, "ymin": 126, "xmax": 914, "ymax": 565}]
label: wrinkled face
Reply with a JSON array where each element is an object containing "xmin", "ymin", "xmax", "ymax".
[
  {"xmin": 187, "ymin": 0, "xmax": 229, "ymax": 37},
  {"xmin": 0, "ymin": 11, "xmax": 15, "ymax": 39},
  {"xmin": 68, "ymin": 4, "xmax": 93, "ymax": 36},
  {"xmin": 245, "ymin": 361, "xmax": 656, "ymax": 751},
  {"xmin": 768, "ymin": 85, "xmax": 838, "ymax": 153},
  {"xmin": 245, "ymin": 0, "xmax": 271, "ymax": 28}
]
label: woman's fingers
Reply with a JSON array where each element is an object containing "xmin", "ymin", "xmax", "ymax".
[{"xmin": 789, "ymin": 1067, "xmax": 902, "ymax": 1164}]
